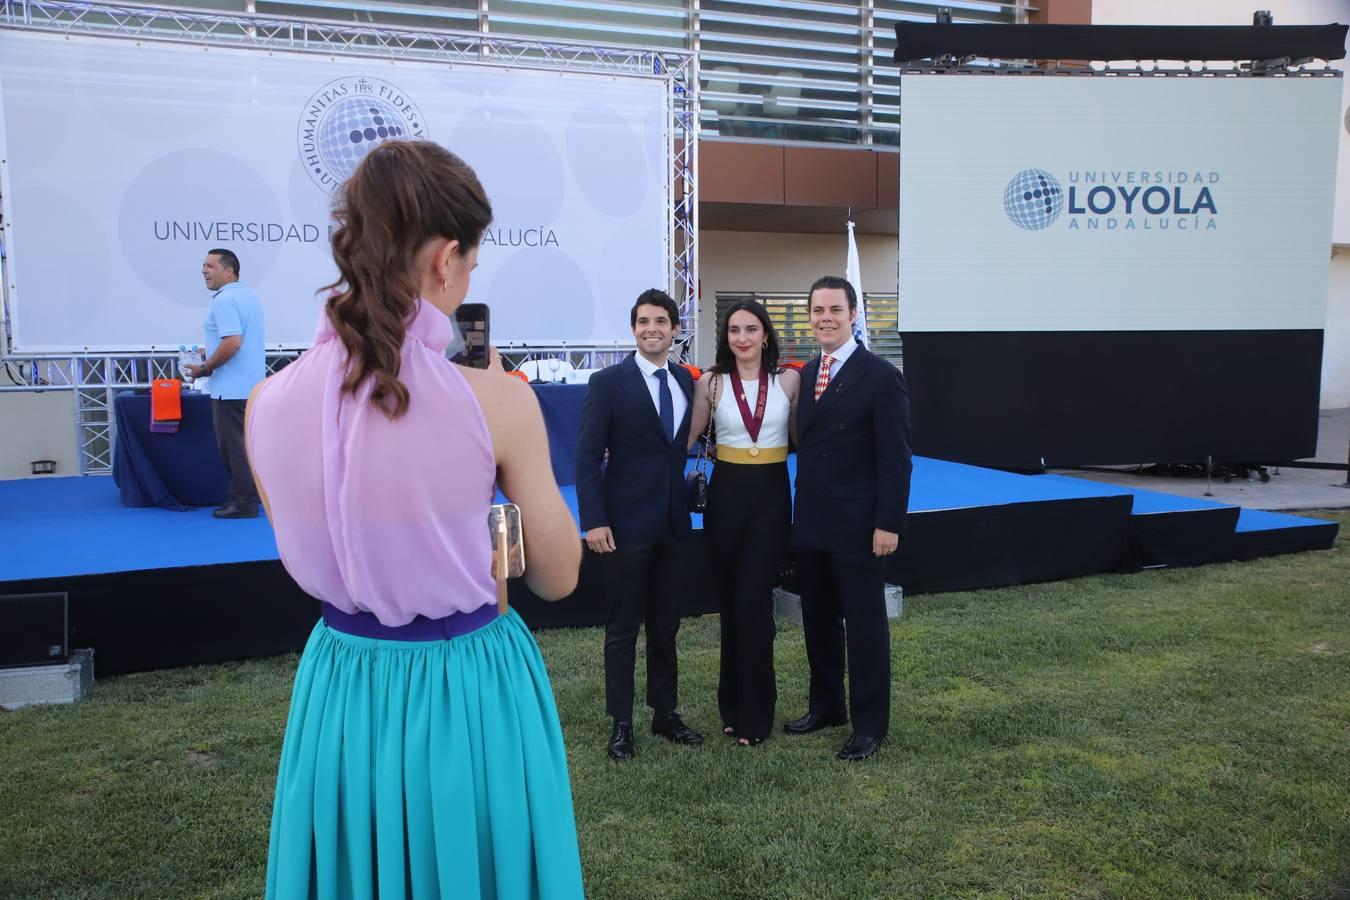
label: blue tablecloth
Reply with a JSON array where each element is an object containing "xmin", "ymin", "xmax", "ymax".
[
  {"xmin": 112, "ymin": 390, "xmax": 229, "ymax": 510},
  {"xmin": 532, "ymin": 383, "xmax": 586, "ymax": 486},
  {"xmin": 112, "ymin": 383, "xmax": 591, "ymax": 508}
]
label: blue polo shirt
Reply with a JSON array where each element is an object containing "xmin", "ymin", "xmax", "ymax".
[{"xmin": 203, "ymin": 281, "xmax": 266, "ymax": 400}]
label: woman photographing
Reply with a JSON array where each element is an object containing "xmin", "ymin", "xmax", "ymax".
[{"xmin": 246, "ymin": 140, "xmax": 584, "ymax": 898}]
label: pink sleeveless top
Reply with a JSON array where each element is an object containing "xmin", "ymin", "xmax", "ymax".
[{"xmin": 246, "ymin": 298, "xmax": 497, "ymax": 626}]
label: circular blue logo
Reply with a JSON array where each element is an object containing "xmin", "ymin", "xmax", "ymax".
[
  {"xmin": 318, "ymin": 96, "xmax": 408, "ymax": 177},
  {"xmin": 1003, "ymin": 169, "xmax": 1064, "ymax": 231},
  {"xmin": 298, "ymin": 77, "xmax": 427, "ymax": 194}
]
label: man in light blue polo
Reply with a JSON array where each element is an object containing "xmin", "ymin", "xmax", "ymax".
[{"xmin": 183, "ymin": 248, "xmax": 266, "ymax": 519}]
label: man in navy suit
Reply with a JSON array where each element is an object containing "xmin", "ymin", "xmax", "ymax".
[
  {"xmin": 576, "ymin": 289, "xmax": 705, "ymax": 761},
  {"xmin": 785, "ymin": 275, "xmax": 912, "ymax": 761}
]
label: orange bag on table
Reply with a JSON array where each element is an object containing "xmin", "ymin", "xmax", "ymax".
[{"xmin": 150, "ymin": 379, "xmax": 182, "ymax": 433}]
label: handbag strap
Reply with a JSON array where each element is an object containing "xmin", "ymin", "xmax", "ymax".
[
  {"xmin": 707, "ymin": 374, "xmax": 720, "ymax": 440},
  {"xmin": 696, "ymin": 374, "xmax": 719, "ymax": 474}
]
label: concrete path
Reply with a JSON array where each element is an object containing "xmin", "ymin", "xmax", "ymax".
[{"xmin": 1050, "ymin": 408, "xmax": 1350, "ymax": 512}]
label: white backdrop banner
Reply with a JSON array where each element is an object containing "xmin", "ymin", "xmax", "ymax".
[
  {"xmin": 0, "ymin": 30, "xmax": 670, "ymax": 351},
  {"xmin": 898, "ymin": 74, "xmax": 1341, "ymax": 332}
]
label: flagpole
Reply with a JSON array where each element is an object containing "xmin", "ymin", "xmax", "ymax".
[{"xmin": 846, "ymin": 214, "xmax": 869, "ymax": 349}]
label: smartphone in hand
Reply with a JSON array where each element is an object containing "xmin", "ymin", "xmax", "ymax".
[{"xmin": 451, "ymin": 303, "xmax": 490, "ymax": 369}]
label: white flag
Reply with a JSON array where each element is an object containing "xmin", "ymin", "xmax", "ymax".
[{"xmin": 846, "ymin": 218, "xmax": 868, "ymax": 348}]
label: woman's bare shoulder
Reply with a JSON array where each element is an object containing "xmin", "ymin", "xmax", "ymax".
[
  {"xmin": 459, "ymin": 365, "xmax": 539, "ymax": 428},
  {"xmin": 246, "ymin": 373, "xmax": 277, "ymax": 410}
]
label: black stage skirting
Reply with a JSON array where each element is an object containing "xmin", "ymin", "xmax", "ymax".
[
  {"xmin": 884, "ymin": 495, "xmax": 1134, "ymax": 594},
  {"xmin": 0, "ymin": 539, "xmax": 719, "ymax": 676}
]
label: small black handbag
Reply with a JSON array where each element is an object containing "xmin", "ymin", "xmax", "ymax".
[
  {"xmin": 686, "ymin": 463, "xmax": 708, "ymax": 514},
  {"xmin": 686, "ymin": 375, "xmax": 719, "ymax": 514}
]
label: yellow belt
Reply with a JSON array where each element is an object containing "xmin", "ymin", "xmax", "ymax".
[{"xmin": 716, "ymin": 445, "xmax": 788, "ymax": 464}]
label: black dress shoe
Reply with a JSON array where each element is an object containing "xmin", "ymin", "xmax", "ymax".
[
  {"xmin": 837, "ymin": 733, "xmax": 884, "ymax": 761},
  {"xmin": 651, "ymin": 711, "xmax": 703, "ymax": 745},
  {"xmin": 607, "ymin": 721, "xmax": 634, "ymax": 761},
  {"xmin": 783, "ymin": 711, "xmax": 848, "ymax": 735},
  {"xmin": 213, "ymin": 502, "xmax": 258, "ymax": 519}
]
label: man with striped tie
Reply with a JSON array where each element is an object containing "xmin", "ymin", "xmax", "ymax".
[{"xmin": 785, "ymin": 275, "xmax": 913, "ymax": 761}]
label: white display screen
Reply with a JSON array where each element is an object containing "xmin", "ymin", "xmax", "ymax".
[{"xmin": 898, "ymin": 74, "xmax": 1341, "ymax": 332}]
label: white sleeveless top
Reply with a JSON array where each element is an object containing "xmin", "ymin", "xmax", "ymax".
[{"xmin": 712, "ymin": 372, "xmax": 790, "ymax": 449}]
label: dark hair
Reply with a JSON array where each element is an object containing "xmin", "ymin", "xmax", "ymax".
[
  {"xmin": 324, "ymin": 140, "xmax": 492, "ymax": 419},
  {"xmin": 713, "ymin": 300, "xmax": 781, "ymax": 375},
  {"xmin": 207, "ymin": 248, "xmax": 240, "ymax": 277},
  {"xmin": 808, "ymin": 275, "xmax": 856, "ymax": 311},
  {"xmin": 630, "ymin": 289, "xmax": 680, "ymax": 329}
]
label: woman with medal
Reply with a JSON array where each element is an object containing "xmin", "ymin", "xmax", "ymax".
[{"xmin": 688, "ymin": 300, "xmax": 800, "ymax": 746}]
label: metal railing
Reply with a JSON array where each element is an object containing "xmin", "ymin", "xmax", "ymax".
[{"xmin": 0, "ymin": 352, "xmax": 298, "ymax": 473}]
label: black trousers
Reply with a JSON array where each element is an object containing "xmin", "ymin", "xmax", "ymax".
[
  {"xmin": 211, "ymin": 398, "xmax": 260, "ymax": 508},
  {"xmin": 795, "ymin": 547, "xmax": 890, "ymax": 738},
  {"xmin": 600, "ymin": 532, "xmax": 684, "ymax": 722},
  {"xmin": 705, "ymin": 460, "xmax": 789, "ymax": 741}
]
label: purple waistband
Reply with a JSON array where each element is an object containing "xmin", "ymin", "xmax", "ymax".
[{"xmin": 321, "ymin": 601, "xmax": 499, "ymax": 642}]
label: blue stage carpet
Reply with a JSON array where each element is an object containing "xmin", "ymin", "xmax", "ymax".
[
  {"xmin": 1236, "ymin": 508, "xmax": 1335, "ymax": 533},
  {"xmin": 0, "ymin": 458, "xmax": 1335, "ymax": 584},
  {"xmin": 1, "ymin": 476, "xmax": 279, "ymax": 582}
]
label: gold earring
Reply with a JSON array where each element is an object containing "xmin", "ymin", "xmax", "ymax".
[{"xmin": 442, "ymin": 279, "xmax": 448, "ymax": 295}]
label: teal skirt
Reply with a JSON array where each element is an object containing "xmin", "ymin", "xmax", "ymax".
[{"xmin": 265, "ymin": 610, "xmax": 584, "ymax": 899}]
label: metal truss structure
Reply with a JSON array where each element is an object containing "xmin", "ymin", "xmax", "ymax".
[
  {"xmin": 0, "ymin": 353, "xmax": 298, "ymax": 473},
  {"xmin": 0, "ymin": 0, "xmax": 697, "ymax": 474},
  {"xmin": 898, "ymin": 61, "xmax": 1343, "ymax": 78}
]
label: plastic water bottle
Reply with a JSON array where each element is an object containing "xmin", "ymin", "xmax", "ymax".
[
  {"xmin": 178, "ymin": 345, "xmax": 205, "ymax": 385},
  {"xmin": 191, "ymin": 346, "xmax": 209, "ymax": 391}
]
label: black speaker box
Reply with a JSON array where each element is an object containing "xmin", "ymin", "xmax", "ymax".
[{"xmin": 0, "ymin": 592, "xmax": 69, "ymax": 668}]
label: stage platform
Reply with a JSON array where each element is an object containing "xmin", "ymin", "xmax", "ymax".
[{"xmin": 0, "ymin": 459, "xmax": 1336, "ymax": 675}]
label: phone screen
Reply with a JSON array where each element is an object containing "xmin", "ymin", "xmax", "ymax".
[{"xmin": 451, "ymin": 303, "xmax": 490, "ymax": 369}]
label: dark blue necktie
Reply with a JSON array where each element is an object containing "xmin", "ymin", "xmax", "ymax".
[{"xmin": 655, "ymin": 368, "xmax": 674, "ymax": 442}]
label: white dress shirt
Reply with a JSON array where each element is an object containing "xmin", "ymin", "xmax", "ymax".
[
  {"xmin": 820, "ymin": 335, "xmax": 859, "ymax": 377},
  {"xmin": 633, "ymin": 352, "xmax": 689, "ymax": 434}
]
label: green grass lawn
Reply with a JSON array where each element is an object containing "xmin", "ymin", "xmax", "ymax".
[{"xmin": 3, "ymin": 510, "xmax": 1349, "ymax": 898}]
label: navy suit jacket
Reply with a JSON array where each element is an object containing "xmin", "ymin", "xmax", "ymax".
[
  {"xmin": 575, "ymin": 354, "xmax": 695, "ymax": 545},
  {"xmin": 791, "ymin": 346, "xmax": 913, "ymax": 553}
]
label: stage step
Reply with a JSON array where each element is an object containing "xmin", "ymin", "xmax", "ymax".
[
  {"xmin": 1037, "ymin": 477, "xmax": 1340, "ymax": 568},
  {"xmin": 1234, "ymin": 509, "xmax": 1340, "ymax": 560}
]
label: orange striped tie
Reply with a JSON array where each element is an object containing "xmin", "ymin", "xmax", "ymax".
[{"xmin": 814, "ymin": 354, "xmax": 835, "ymax": 400}]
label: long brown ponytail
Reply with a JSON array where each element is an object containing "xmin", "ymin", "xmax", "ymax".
[{"xmin": 323, "ymin": 140, "xmax": 492, "ymax": 418}]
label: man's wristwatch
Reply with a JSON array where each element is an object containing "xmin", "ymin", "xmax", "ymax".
[{"xmin": 200, "ymin": 363, "xmax": 212, "ymax": 376}]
